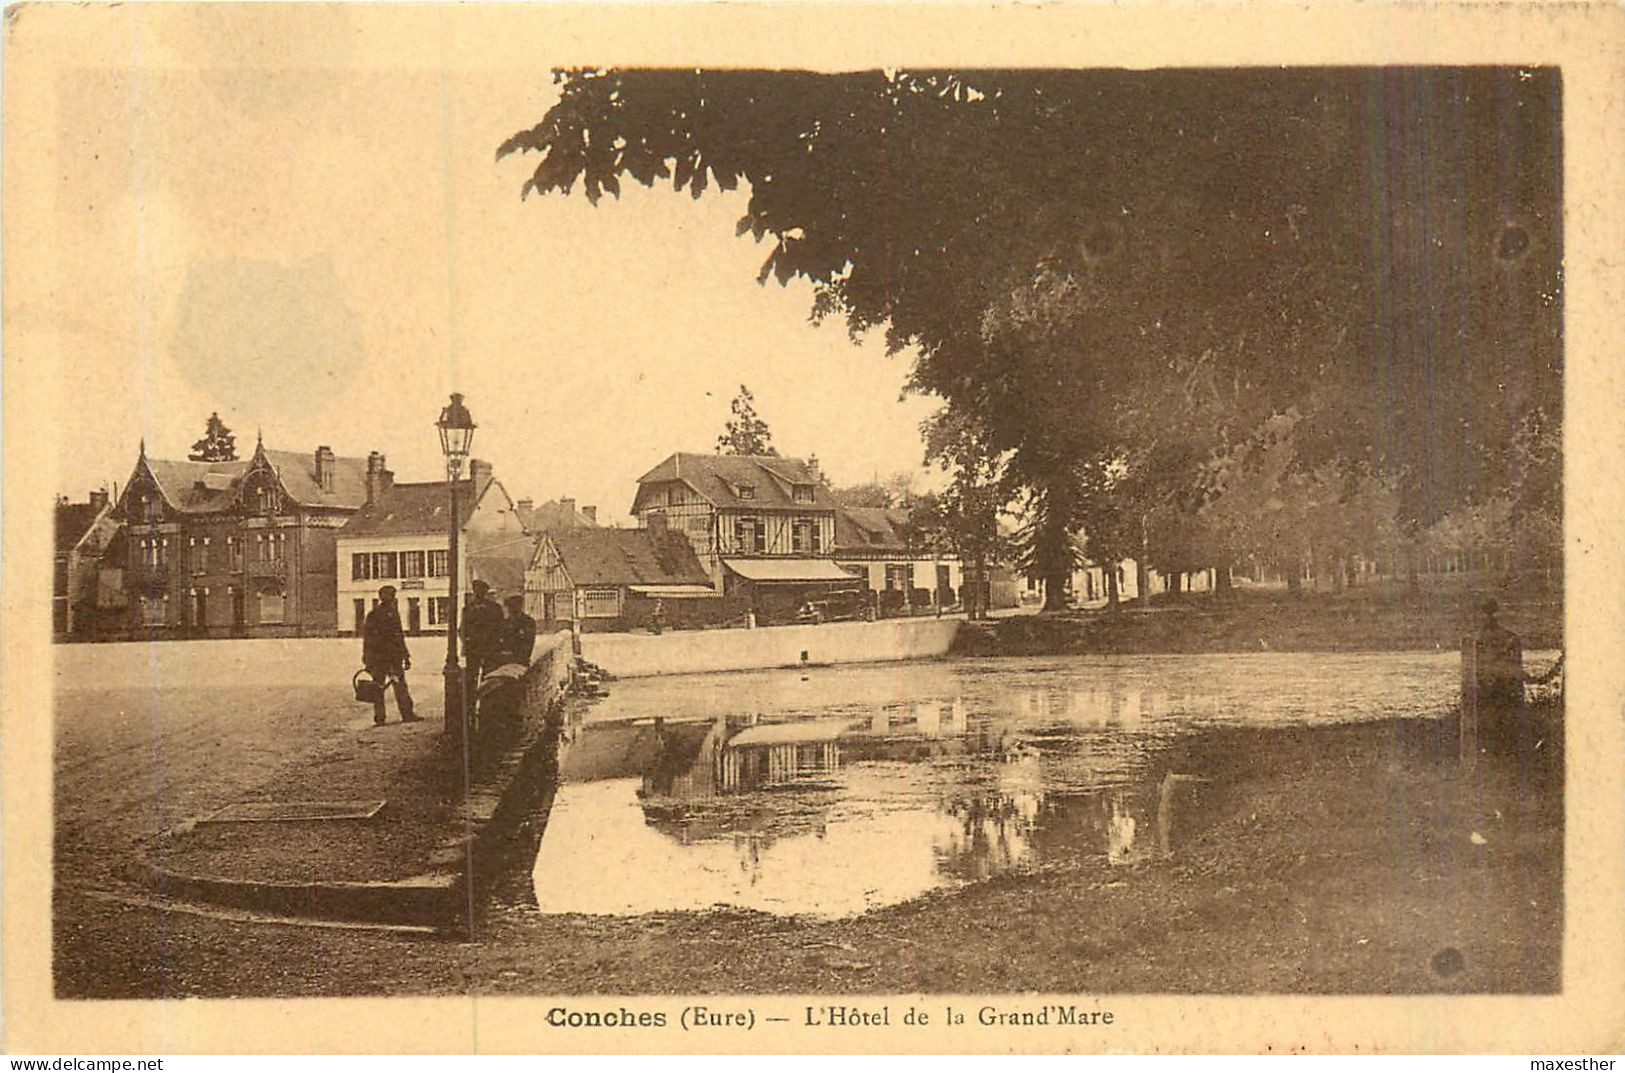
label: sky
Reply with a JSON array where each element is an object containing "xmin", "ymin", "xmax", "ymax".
[{"xmin": 31, "ymin": 7, "xmax": 941, "ymax": 525}]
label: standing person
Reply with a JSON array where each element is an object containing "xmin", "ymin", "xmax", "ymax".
[
  {"xmin": 499, "ymin": 594, "xmax": 537, "ymax": 666},
  {"xmin": 462, "ymin": 579, "xmax": 505, "ymax": 683},
  {"xmin": 362, "ymin": 585, "xmax": 419, "ymax": 725}
]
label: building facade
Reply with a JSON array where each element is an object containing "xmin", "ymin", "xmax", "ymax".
[
  {"xmin": 54, "ymin": 490, "xmax": 123, "ymax": 639},
  {"xmin": 335, "ymin": 459, "xmax": 531, "ymax": 635},
  {"xmin": 630, "ymin": 453, "xmax": 855, "ymax": 617},
  {"xmin": 525, "ymin": 522, "xmax": 720, "ymax": 632},
  {"xmin": 831, "ymin": 505, "xmax": 965, "ymax": 613},
  {"xmin": 114, "ymin": 439, "xmax": 376, "ymax": 638}
]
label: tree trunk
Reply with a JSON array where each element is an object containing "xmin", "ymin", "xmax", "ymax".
[
  {"xmin": 1286, "ymin": 557, "xmax": 1303, "ymax": 594},
  {"xmin": 1138, "ymin": 559, "xmax": 1152, "ymax": 609},
  {"xmin": 1043, "ymin": 566, "xmax": 1069, "ymax": 611},
  {"xmin": 1215, "ymin": 561, "xmax": 1233, "ymax": 597},
  {"xmin": 1105, "ymin": 565, "xmax": 1120, "ymax": 612}
]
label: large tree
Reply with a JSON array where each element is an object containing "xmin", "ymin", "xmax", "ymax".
[{"xmin": 502, "ymin": 68, "xmax": 1561, "ymax": 598}]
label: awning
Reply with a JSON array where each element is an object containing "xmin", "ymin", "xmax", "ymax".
[
  {"xmin": 722, "ymin": 558, "xmax": 860, "ymax": 583},
  {"xmin": 727, "ymin": 720, "xmax": 850, "ymax": 747},
  {"xmin": 627, "ymin": 583, "xmax": 720, "ymax": 599}
]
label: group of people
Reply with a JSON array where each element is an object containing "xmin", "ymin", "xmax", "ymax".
[{"xmin": 360, "ymin": 579, "xmax": 537, "ymax": 726}]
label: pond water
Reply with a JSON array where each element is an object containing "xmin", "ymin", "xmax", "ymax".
[{"xmin": 530, "ymin": 651, "xmax": 1554, "ymax": 919}]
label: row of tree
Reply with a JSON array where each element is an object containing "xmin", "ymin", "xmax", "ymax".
[{"xmin": 503, "ymin": 68, "xmax": 1562, "ymax": 609}]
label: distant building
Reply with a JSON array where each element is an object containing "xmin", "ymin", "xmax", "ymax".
[
  {"xmin": 525, "ymin": 522, "xmax": 719, "ymax": 632},
  {"xmin": 114, "ymin": 438, "xmax": 376, "ymax": 637},
  {"xmin": 515, "ymin": 496, "xmax": 598, "ymax": 534},
  {"xmin": 631, "ymin": 452, "xmax": 856, "ymax": 619},
  {"xmin": 832, "ymin": 505, "xmax": 964, "ymax": 612},
  {"xmin": 335, "ymin": 458, "xmax": 530, "ymax": 635},
  {"xmin": 54, "ymin": 490, "xmax": 122, "ymax": 639}
]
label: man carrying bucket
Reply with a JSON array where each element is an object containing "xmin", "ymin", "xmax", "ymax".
[{"xmin": 362, "ymin": 584, "xmax": 420, "ymax": 726}]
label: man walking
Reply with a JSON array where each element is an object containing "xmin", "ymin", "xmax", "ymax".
[
  {"xmin": 362, "ymin": 584, "xmax": 419, "ymax": 725},
  {"xmin": 462, "ymin": 579, "xmax": 505, "ymax": 683}
]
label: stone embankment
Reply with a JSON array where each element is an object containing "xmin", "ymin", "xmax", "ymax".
[
  {"xmin": 130, "ymin": 632, "xmax": 575, "ymax": 933},
  {"xmin": 579, "ymin": 615, "xmax": 962, "ymax": 678}
]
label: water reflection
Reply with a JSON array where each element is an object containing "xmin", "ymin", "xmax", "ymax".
[{"xmin": 534, "ymin": 652, "xmax": 1475, "ymax": 918}]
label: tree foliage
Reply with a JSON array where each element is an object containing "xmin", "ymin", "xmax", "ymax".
[
  {"xmin": 188, "ymin": 412, "xmax": 238, "ymax": 462},
  {"xmin": 716, "ymin": 384, "xmax": 776, "ymax": 456},
  {"xmin": 503, "ymin": 68, "xmax": 1561, "ymax": 593}
]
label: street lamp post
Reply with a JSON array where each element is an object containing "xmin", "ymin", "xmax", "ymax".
[{"xmin": 437, "ymin": 393, "xmax": 476, "ymax": 750}]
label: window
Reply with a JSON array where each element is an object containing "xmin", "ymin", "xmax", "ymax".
[
  {"xmin": 792, "ymin": 516, "xmax": 821, "ymax": 553},
  {"xmin": 581, "ymin": 588, "xmax": 621, "ymax": 618},
  {"xmin": 737, "ymin": 483, "xmax": 756, "ymax": 501},
  {"xmin": 885, "ymin": 563, "xmax": 914, "ymax": 591},
  {"xmin": 353, "ymin": 599, "xmax": 366, "ymax": 633},
  {"xmin": 352, "ymin": 553, "xmax": 371, "ymax": 581},
  {"xmin": 793, "ymin": 484, "xmax": 816, "ymax": 503},
  {"xmin": 428, "ymin": 550, "xmax": 449, "ymax": 578},
  {"xmin": 140, "ymin": 595, "xmax": 168, "ymax": 626},
  {"xmin": 427, "ymin": 596, "xmax": 451, "ymax": 626},
  {"xmin": 256, "ymin": 485, "xmax": 278, "ymax": 515},
  {"xmin": 258, "ymin": 591, "xmax": 285, "ymax": 624},
  {"xmin": 255, "ymin": 532, "xmax": 286, "ymax": 565},
  {"xmin": 227, "ymin": 535, "xmax": 243, "ymax": 571},
  {"xmin": 734, "ymin": 516, "xmax": 766, "ymax": 554},
  {"xmin": 666, "ymin": 485, "xmax": 683, "ymax": 506},
  {"xmin": 402, "ymin": 550, "xmax": 426, "ymax": 578},
  {"xmin": 371, "ymin": 551, "xmax": 399, "ymax": 580},
  {"xmin": 188, "ymin": 537, "xmax": 208, "ymax": 574}
]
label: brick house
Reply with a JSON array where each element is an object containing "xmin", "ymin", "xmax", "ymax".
[{"xmin": 115, "ymin": 438, "xmax": 375, "ymax": 637}]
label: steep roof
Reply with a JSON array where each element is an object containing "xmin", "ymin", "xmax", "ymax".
[
  {"xmin": 55, "ymin": 501, "xmax": 109, "ymax": 554},
  {"xmin": 133, "ymin": 445, "xmax": 371, "ymax": 514},
  {"xmin": 834, "ymin": 506, "xmax": 914, "ymax": 552},
  {"xmin": 633, "ymin": 452, "xmax": 834, "ymax": 512},
  {"xmin": 517, "ymin": 498, "xmax": 597, "ymax": 533},
  {"xmin": 256, "ymin": 449, "xmax": 370, "ymax": 509},
  {"xmin": 547, "ymin": 527, "xmax": 711, "ymax": 588},
  {"xmin": 338, "ymin": 479, "xmax": 478, "ymax": 538},
  {"xmin": 142, "ymin": 457, "xmax": 252, "ymax": 514}
]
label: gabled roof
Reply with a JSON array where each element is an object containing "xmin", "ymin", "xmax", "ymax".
[
  {"xmin": 545, "ymin": 527, "xmax": 711, "ymax": 588},
  {"xmin": 517, "ymin": 498, "xmax": 596, "ymax": 533},
  {"xmin": 833, "ymin": 506, "xmax": 914, "ymax": 552},
  {"xmin": 253, "ymin": 449, "xmax": 369, "ymax": 509},
  {"xmin": 140, "ymin": 457, "xmax": 252, "ymax": 514},
  {"xmin": 128, "ymin": 444, "xmax": 372, "ymax": 515},
  {"xmin": 633, "ymin": 452, "xmax": 835, "ymax": 512},
  {"xmin": 338, "ymin": 479, "xmax": 478, "ymax": 538}
]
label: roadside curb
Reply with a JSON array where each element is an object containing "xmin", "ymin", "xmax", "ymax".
[{"xmin": 126, "ymin": 634, "xmax": 575, "ymax": 935}]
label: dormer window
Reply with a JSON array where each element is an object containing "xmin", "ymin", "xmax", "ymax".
[
  {"xmin": 737, "ymin": 483, "xmax": 756, "ymax": 501},
  {"xmin": 793, "ymin": 483, "xmax": 816, "ymax": 503}
]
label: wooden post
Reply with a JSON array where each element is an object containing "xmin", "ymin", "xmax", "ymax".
[{"xmin": 1459, "ymin": 633, "xmax": 1478, "ymax": 772}]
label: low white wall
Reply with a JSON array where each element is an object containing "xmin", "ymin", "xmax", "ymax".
[{"xmin": 578, "ymin": 617, "xmax": 962, "ymax": 679}]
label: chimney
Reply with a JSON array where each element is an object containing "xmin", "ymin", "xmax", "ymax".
[
  {"xmin": 88, "ymin": 489, "xmax": 110, "ymax": 513},
  {"xmin": 582, "ymin": 505, "xmax": 598, "ymax": 525},
  {"xmin": 807, "ymin": 453, "xmax": 821, "ymax": 482},
  {"xmin": 647, "ymin": 511, "xmax": 668, "ymax": 536},
  {"xmin": 560, "ymin": 497, "xmax": 576, "ymax": 519},
  {"xmin": 315, "ymin": 445, "xmax": 336, "ymax": 492},
  {"xmin": 516, "ymin": 497, "xmax": 534, "ymax": 513},
  {"xmin": 470, "ymin": 458, "xmax": 494, "ymax": 497},
  {"xmin": 365, "ymin": 451, "xmax": 387, "ymax": 506}
]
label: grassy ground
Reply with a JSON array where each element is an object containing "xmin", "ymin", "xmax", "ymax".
[
  {"xmin": 962, "ymin": 582, "xmax": 1563, "ymax": 656},
  {"xmin": 54, "ymin": 711, "xmax": 1561, "ymax": 997}
]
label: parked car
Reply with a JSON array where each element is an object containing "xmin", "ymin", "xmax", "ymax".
[{"xmin": 796, "ymin": 588, "xmax": 875, "ymax": 624}]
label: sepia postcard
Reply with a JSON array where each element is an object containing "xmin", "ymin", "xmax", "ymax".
[{"xmin": 3, "ymin": 0, "xmax": 1624, "ymax": 1056}]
